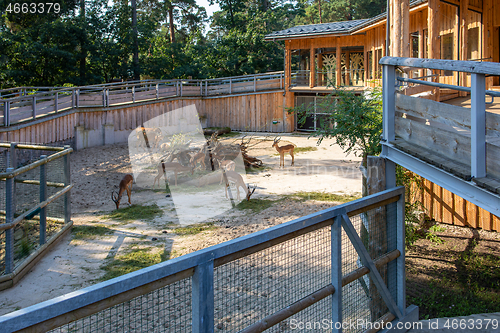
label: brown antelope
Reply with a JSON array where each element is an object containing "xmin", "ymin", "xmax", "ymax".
[
  {"xmin": 190, "ymin": 148, "xmax": 207, "ymax": 170},
  {"xmin": 111, "ymin": 174, "xmax": 134, "ymax": 209},
  {"xmin": 223, "ymin": 170, "xmax": 256, "ymax": 201},
  {"xmin": 153, "ymin": 161, "xmax": 194, "ymax": 188},
  {"xmin": 135, "ymin": 127, "xmax": 162, "ymax": 149},
  {"xmin": 272, "ymin": 137, "xmax": 295, "ymax": 168}
]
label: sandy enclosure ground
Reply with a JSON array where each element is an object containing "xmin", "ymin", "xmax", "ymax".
[{"xmin": 0, "ymin": 133, "xmax": 363, "ymax": 316}]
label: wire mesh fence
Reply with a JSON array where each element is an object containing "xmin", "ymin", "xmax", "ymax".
[
  {"xmin": 0, "ymin": 142, "xmax": 71, "ymax": 277},
  {"xmin": 0, "ymin": 187, "xmax": 408, "ymax": 333}
]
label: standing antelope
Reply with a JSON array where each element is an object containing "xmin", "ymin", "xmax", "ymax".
[
  {"xmin": 223, "ymin": 170, "xmax": 256, "ymax": 201},
  {"xmin": 111, "ymin": 174, "xmax": 134, "ymax": 209},
  {"xmin": 153, "ymin": 161, "xmax": 194, "ymax": 188},
  {"xmin": 218, "ymin": 159, "xmax": 236, "ymax": 184},
  {"xmin": 272, "ymin": 137, "xmax": 295, "ymax": 168},
  {"xmin": 190, "ymin": 148, "xmax": 207, "ymax": 170}
]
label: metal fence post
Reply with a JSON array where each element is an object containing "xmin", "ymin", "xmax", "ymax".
[
  {"xmin": 254, "ymin": 76, "xmax": 256, "ymax": 92},
  {"xmin": 10, "ymin": 142, "xmax": 17, "ymax": 213},
  {"xmin": 102, "ymin": 89, "xmax": 106, "ymax": 107},
  {"xmin": 229, "ymin": 78, "xmax": 232, "ymax": 94},
  {"xmin": 132, "ymin": 86, "xmax": 136, "ymax": 103},
  {"xmin": 205, "ymin": 81, "xmax": 208, "ymax": 96},
  {"xmin": 180, "ymin": 81, "xmax": 183, "ymax": 97},
  {"xmin": 471, "ymin": 73, "xmax": 486, "ymax": 178},
  {"xmin": 106, "ymin": 88, "xmax": 109, "ymax": 107},
  {"xmin": 331, "ymin": 214, "xmax": 343, "ymax": 333},
  {"xmin": 76, "ymin": 89, "xmax": 80, "ymax": 108},
  {"xmin": 40, "ymin": 155, "xmax": 47, "ymax": 245},
  {"xmin": 72, "ymin": 89, "xmax": 75, "ymax": 108},
  {"xmin": 32, "ymin": 96, "xmax": 37, "ymax": 119},
  {"xmin": 396, "ymin": 190, "xmax": 406, "ymax": 317},
  {"xmin": 192, "ymin": 260, "xmax": 214, "ymax": 332},
  {"xmin": 156, "ymin": 84, "xmax": 159, "ymax": 100},
  {"xmin": 63, "ymin": 147, "xmax": 71, "ymax": 224},
  {"xmin": 55, "ymin": 92, "xmax": 59, "ymax": 113},
  {"xmin": 5, "ymin": 168, "xmax": 14, "ymax": 274},
  {"xmin": 4, "ymin": 101, "xmax": 10, "ymax": 126}
]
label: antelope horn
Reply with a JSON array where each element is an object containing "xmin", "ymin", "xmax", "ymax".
[{"xmin": 111, "ymin": 191, "xmax": 119, "ymax": 203}]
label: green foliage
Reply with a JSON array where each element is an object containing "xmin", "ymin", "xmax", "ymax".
[
  {"xmin": 105, "ymin": 204, "xmax": 163, "ymax": 222},
  {"xmin": 295, "ymin": 0, "xmax": 386, "ymax": 25},
  {"xmin": 291, "ymin": 88, "xmax": 382, "ymax": 166}
]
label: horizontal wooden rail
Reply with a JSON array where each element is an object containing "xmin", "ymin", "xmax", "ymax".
[{"xmin": 0, "ymin": 143, "xmax": 65, "ymax": 151}]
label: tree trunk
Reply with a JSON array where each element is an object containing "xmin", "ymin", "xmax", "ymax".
[
  {"xmin": 131, "ymin": 0, "xmax": 140, "ymax": 80},
  {"xmin": 168, "ymin": 5, "xmax": 175, "ymax": 43}
]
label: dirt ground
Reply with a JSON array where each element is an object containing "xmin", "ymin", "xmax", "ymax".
[{"xmin": 0, "ymin": 133, "xmax": 363, "ymax": 315}]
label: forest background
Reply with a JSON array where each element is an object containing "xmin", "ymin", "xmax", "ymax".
[{"xmin": 0, "ymin": 0, "xmax": 385, "ymax": 88}]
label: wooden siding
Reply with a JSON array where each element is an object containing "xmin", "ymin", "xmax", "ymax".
[
  {"xmin": 0, "ymin": 92, "xmax": 287, "ymax": 146},
  {"xmin": 414, "ymin": 177, "xmax": 500, "ymax": 231}
]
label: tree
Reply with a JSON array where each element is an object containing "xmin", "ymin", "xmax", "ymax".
[{"xmin": 295, "ymin": 0, "xmax": 387, "ymax": 25}]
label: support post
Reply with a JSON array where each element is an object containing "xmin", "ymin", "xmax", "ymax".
[
  {"xmin": 4, "ymin": 101, "xmax": 10, "ymax": 126},
  {"xmin": 331, "ymin": 215, "xmax": 343, "ymax": 333},
  {"xmin": 396, "ymin": 190, "xmax": 406, "ymax": 316},
  {"xmin": 10, "ymin": 143, "xmax": 17, "ymax": 214},
  {"xmin": 40, "ymin": 155, "xmax": 47, "ymax": 245},
  {"xmin": 229, "ymin": 78, "xmax": 232, "ymax": 94},
  {"xmin": 64, "ymin": 146, "xmax": 71, "ymax": 224},
  {"xmin": 76, "ymin": 89, "xmax": 80, "ymax": 108},
  {"xmin": 32, "ymin": 96, "xmax": 37, "ymax": 119},
  {"xmin": 471, "ymin": 73, "xmax": 486, "ymax": 178},
  {"xmin": 132, "ymin": 86, "xmax": 136, "ymax": 103},
  {"xmin": 156, "ymin": 84, "xmax": 159, "ymax": 100},
  {"xmin": 5, "ymin": 168, "xmax": 14, "ymax": 274},
  {"xmin": 55, "ymin": 92, "xmax": 59, "ymax": 112},
  {"xmin": 254, "ymin": 76, "xmax": 256, "ymax": 92},
  {"xmin": 72, "ymin": 89, "xmax": 75, "ymax": 108},
  {"xmin": 192, "ymin": 260, "xmax": 214, "ymax": 333},
  {"xmin": 382, "ymin": 65, "xmax": 396, "ymax": 143}
]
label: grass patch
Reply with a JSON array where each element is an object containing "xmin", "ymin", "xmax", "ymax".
[
  {"xmin": 291, "ymin": 192, "xmax": 361, "ymax": 203},
  {"xmin": 245, "ymin": 165, "xmax": 272, "ymax": 174},
  {"xmin": 72, "ymin": 224, "xmax": 114, "ymax": 239},
  {"xmin": 104, "ymin": 204, "xmax": 163, "ymax": 222},
  {"xmin": 236, "ymin": 198, "xmax": 275, "ymax": 213},
  {"xmin": 294, "ymin": 146, "xmax": 318, "ymax": 153},
  {"xmin": 172, "ymin": 222, "xmax": 218, "ymax": 235},
  {"xmin": 100, "ymin": 247, "xmax": 165, "ymax": 280}
]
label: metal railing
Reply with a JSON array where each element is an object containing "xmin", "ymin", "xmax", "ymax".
[
  {"xmin": 291, "ymin": 70, "xmax": 311, "ymax": 86},
  {"xmin": 0, "ymin": 186, "xmax": 419, "ymax": 333},
  {"xmin": 0, "ymin": 143, "xmax": 72, "ymax": 285},
  {"xmin": 0, "ymin": 73, "xmax": 285, "ymax": 127}
]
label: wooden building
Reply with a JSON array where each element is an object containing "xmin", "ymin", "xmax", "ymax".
[{"xmin": 265, "ymin": 0, "xmax": 500, "ymax": 131}]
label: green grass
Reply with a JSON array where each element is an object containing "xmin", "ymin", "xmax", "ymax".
[
  {"xmin": 100, "ymin": 247, "xmax": 166, "ymax": 280},
  {"xmin": 172, "ymin": 222, "xmax": 218, "ymax": 235},
  {"xmin": 72, "ymin": 224, "xmax": 114, "ymax": 239},
  {"xmin": 294, "ymin": 146, "xmax": 318, "ymax": 153},
  {"xmin": 104, "ymin": 204, "xmax": 163, "ymax": 222},
  {"xmin": 291, "ymin": 192, "xmax": 361, "ymax": 203},
  {"xmin": 236, "ymin": 198, "xmax": 275, "ymax": 213}
]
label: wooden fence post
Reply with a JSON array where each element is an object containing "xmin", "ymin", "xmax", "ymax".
[
  {"xmin": 471, "ymin": 73, "xmax": 486, "ymax": 178},
  {"xmin": 64, "ymin": 147, "xmax": 71, "ymax": 224},
  {"xmin": 192, "ymin": 260, "xmax": 214, "ymax": 332}
]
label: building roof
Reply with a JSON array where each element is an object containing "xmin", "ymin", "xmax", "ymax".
[
  {"xmin": 265, "ymin": 19, "xmax": 369, "ymax": 40},
  {"xmin": 265, "ymin": 0, "xmax": 427, "ymax": 41}
]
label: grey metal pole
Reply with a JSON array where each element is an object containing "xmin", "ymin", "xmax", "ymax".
[
  {"xmin": 10, "ymin": 142, "xmax": 17, "ymax": 215},
  {"xmin": 5, "ymin": 168, "xmax": 14, "ymax": 274},
  {"xmin": 63, "ymin": 146, "xmax": 71, "ymax": 224},
  {"xmin": 32, "ymin": 96, "xmax": 37, "ymax": 119},
  {"xmin": 55, "ymin": 92, "xmax": 59, "ymax": 113},
  {"xmin": 40, "ymin": 155, "xmax": 47, "ymax": 245}
]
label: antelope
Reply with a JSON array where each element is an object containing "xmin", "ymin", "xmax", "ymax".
[
  {"xmin": 153, "ymin": 161, "xmax": 194, "ymax": 188},
  {"xmin": 190, "ymin": 148, "xmax": 207, "ymax": 170},
  {"xmin": 272, "ymin": 137, "xmax": 295, "ymax": 168},
  {"xmin": 218, "ymin": 159, "xmax": 236, "ymax": 184},
  {"xmin": 223, "ymin": 170, "xmax": 256, "ymax": 201},
  {"xmin": 135, "ymin": 127, "xmax": 162, "ymax": 150},
  {"xmin": 111, "ymin": 174, "xmax": 134, "ymax": 209}
]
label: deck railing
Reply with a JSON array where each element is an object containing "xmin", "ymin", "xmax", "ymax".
[
  {"xmin": 380, "ymin": 56, "xmax": 500, "ymax": 217},
  {"xmin": 0, "ymin": 72, "xmax": 285, "ymax": 127},
  {"xmin": 0, "ymin": 186, "xmax": 418, "ymax": 333}
]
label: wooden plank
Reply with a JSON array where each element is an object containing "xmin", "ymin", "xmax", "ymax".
[
  {"xmin": 442, "ymin": 188, "xmax": 454, "ymax": 224},
  {"xmin": 453, "ymin": 194, "xmax": 467, "ymax": 226}
]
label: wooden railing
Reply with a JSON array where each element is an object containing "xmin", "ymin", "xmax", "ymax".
[
  {"xmin": 0, "ymin": 72, "xmax": 285, "ymax": 127},
  {"xmin": 380, "ymin": 56, "xmax": 500, "ymax": 218}
]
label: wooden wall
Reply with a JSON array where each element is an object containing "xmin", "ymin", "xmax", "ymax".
[
  {"xmin": 415, "ymin": 178, "xmax": 500, "ymax": 231},
  {"xmin": 0, "ymin": 91, "xmax": 288, "ymax": 147}
]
